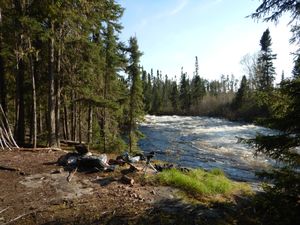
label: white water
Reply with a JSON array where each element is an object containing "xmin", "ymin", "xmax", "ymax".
[{"xmin": 139, "ymin": 115, "xmax": 278, "ymax": 182}]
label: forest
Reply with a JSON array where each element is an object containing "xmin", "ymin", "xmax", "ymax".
[
  {"xmin": 0, "ymin": 0, "xmax": 295, "ymax": 151},
  {"xmin": 0, "ymin": 0, "xmax": 145, "ymax": 152},
  {"xmin": 0, "ymin": 0, "xmax": 299, "ymax": 224}
]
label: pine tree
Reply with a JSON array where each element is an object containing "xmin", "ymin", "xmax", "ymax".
[
  {"xmin": 250, "ymin": 1, "xmax": 300, "ymax": 223},
  {"xmin": 141, "ymin": 70, "xmax": 152, "ymax": 112},
  {"xmin": 232, "ymin": 75, "xmax": 249, "ymax": 109},
  {"xmin": 256, "ymin": 28, "xmax": 277, "ymax": 91},
  {"xmin": 191, "ymin": 56, "xmax": 205, "ymax": 112},
  {"xmin": 151, "ymin": 71, "xmax": 163, "ymax": 114},
  {"xmin": 179, "ymin": 71, "xmax": 191, "ymax": 114},
  {"xmin": 127, "ymin": 36, "xmax": 144, "ymax": 152},
  {"xmin": 170, "ymin": 81, "xmax": 179, "ymax": 112}
]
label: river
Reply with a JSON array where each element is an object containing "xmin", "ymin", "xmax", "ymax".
[{"xmin": 138, "ymin": 115, "xmax": 277, "ymax": 183}]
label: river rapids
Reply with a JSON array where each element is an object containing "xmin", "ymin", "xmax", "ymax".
[{"xmin": 138, "ymin": 115, "xmax": 277, "ymax": 183}]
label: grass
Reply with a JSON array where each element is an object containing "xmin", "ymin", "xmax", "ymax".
[{"xmin": 155, "ymin": 168, "xmax": 251, "ymax": 197}]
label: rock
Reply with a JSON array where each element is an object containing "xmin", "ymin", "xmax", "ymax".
[
  {"xmin": 50, "ymin": 168, "xmax": 63, "ymax": 174},
  {"xmin": 150, "ymin": 190, "xmax": 156, "ymax": 195},
  {"xmin": 120, "ymin": 175, "xmax": 134, "ymax": 186},
  {"xmin": 130, "ymin": 193, "xmax": 138, "ymax": 198},
  {"xmin": 138, "ymin": 194, "xmax": 143, "ymax": 200}
]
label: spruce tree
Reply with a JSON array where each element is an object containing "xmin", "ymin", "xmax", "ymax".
[
  {"xmin": 179, "ymin": 71, "xmax": 191, "ymax": 114},
  {"xmin": 170, "ymin": 81, "xmax": 179, "ymax": 112},
  {"xmin": 232, "ymin": 75, "xmax": 248, "ymax": 109},
  {"xmin": 250, "ymin": 1, "xmax": 300, "ymax": 223},
  {"xmin": 256, "ymin": 28, "xmax": 277, "ymax": 91},
  {"xmin": 127, "ymin": 36, "xmax": 144, "ymax": 152},
  {"xmin": 191, "ymin": 56, "xmax": 205, "ymax": 112}
]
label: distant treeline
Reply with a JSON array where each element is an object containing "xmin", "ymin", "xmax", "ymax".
[{"xmin": 141, "ymin": 28, "xmax": 286, "ymax": 123}]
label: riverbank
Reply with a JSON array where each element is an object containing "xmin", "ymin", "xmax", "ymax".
[{"xmin": 0, "ymin": 149, "xmax": 258, "ymax": 225}]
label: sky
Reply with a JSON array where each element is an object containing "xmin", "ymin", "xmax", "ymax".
[{"xmin": 117, "ymin": 0, "xmax": 297, "ymax": 82}]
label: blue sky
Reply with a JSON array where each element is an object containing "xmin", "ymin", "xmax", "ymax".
[{"xmin": 117, "ymin": 0, "xmax": 296, "ymax": 82}]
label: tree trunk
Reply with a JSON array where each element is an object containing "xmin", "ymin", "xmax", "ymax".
[
  {"xmin": 0, "ymin": 7, "xmax": 7, "ymax": 115},
  {"xmin": 16, "ymin": 58, "xmax": 25, "ymax": 146},
  {"xmin": 29, "ymin": 39, "xmax": 37, "ymax": 148},
  {"xmin": 102, "ymin": 109, "xmax": 106, "ymax": 152},
  {"xmin": 55, "ymin": 27, "xmax": 62, "ymax": 148},
  {"xmin": 13, "ymin": 0, "xmax": 25, "ymax": 146},
  {"xmin": 48, "ymin": 21, "xmax": 56, "ymax": 147},
  {"xmin": 87, "ymin": 105, "xmax": 93, "ymax": 144},
  {"xmin": 38, "ymin": 102, "xmax": 43, "ymax": 134},
  {"xmin": 78, "ymin": 106, "xmax": 82, "ymax": 143},
  {"xmin": 71, "ymin": 90, "xmax": 77, "ymax": 141},
  {"xmin": 63, "ymin": 96, "xmax": 69, "ymax": 140}
]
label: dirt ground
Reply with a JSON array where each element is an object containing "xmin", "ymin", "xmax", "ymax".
[{"xmin": 0, "ymin": 149, "xmax": 253, "ymax": 225}]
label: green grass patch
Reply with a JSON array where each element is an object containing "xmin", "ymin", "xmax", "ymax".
[{"xmin": 156, "ymin": 168, "xmax": 251, "ymax": 197}]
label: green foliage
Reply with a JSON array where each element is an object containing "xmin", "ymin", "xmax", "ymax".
[
  {"xmin": 243, "ymin": 79, "xmax": 300, "ymax": 225},
  {"xmin": 179, "ymin": 72, "xmax": 191, "ymax": 114},
  {"xmin": 252, "ymin": 168, "xmax": 300, "ymax": 225},
  {"xmin": 0, "ymin": 0, "xmax": 147, "ymax": 152},
  {"xmin": 256, "ymin": 28, "xmax": 277, "ymax": 91},
  {"xmin": 170, "ymin": 81, "xmax": 179, "ymax": 112},
  {"xmin": 232, "ymin": 75, "xmax": 249, "ymax": 110},
  {"xmin": 250, "ymin": 11, "xmax": 300, "ymax": 220},
  {"xmin": 140, "ymin": 65, "xmax": 238, "ymax": 116},
  {"xmin": 292, "ymin": 55, "xmax": 300, "ymax": 79},
  {"xmin": 248, "ymin": 2, "xmax": 300, "ymax": 221},
  {"xmin": 156, "ymin": 168, "xmax": 250, "ymax": 197},
  {"xmin": 126, "ymin": 36, "xmax": 144, "ymax": 152},
  {"xmin": 191, "ymin": 74, "xmax": 206, "ymax": 108}
]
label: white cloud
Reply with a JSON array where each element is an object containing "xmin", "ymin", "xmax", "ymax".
[
  {"xmin": 134, "ymin": 0, "xmax": 189, "ymax": 31},
  {"xmin": 169, "ymin": 0, "xmax": 189, "ymax": 16}
]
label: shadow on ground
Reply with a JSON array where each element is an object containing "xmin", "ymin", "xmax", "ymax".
[{"xmin": 40, "ymin": 195, "xmax": 256, "ymax": 225}]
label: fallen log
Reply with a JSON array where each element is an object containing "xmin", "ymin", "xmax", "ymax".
[
  {"xmin": 60, "ymin": 140, "xmax": 85, "ymax": 146},
  {"xmin": 0, "ymin": 165, "xmax": 20, "ymax": 172},
  {"xmin": 0, "ymin": 165, "xmax": 26, "ymax": 175},
  {"xmin": 18, "ymin": 148, "xmax": 68, "ymax": 153}
]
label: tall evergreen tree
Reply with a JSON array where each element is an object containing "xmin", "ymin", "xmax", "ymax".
[
  {"xmin": 179, "ymin": 71, "xmax": 191, "ymax": 114},
  {"xmin": 232, "ymin": 75, "xmax": 249, "ymax": 109},
  {"xmin": 191, "ymin": 74, "xmax": 205, "ymax": 111},
  {"xmin": 250, "ymin": 1, "xmax": 300, "ymax": 223},
  {"xmin": 170, "ymin": 81, "xmax": 179, "ymax": 112},
  {"xmin": 191, "ymin": 56, "xmax": 205, "ymax": 110},
  {"xmin": 255, "ymin": 29, "xmax": 277, "ymax": 91},
  {"xmin": 127, "ymin": 36, "xmax": 144, "ymax": 152},
  {"xmin": 141, "ymin": 70, "xmax": 152, "ymax": 112}
]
